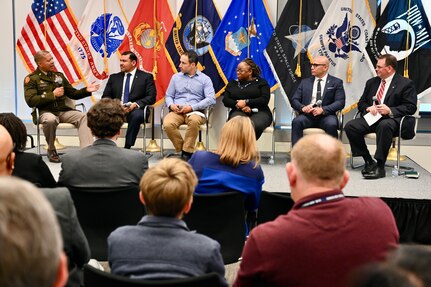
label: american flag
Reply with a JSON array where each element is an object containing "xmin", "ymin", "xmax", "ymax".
[{"xmin": 16, "ymin": 0, "xmax": 81, "ymax": 84}]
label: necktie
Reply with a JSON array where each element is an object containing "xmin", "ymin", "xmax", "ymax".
[
  {"xmin": 123, "ymin": 73, "xmax": 131, "ymax": 103},
  {"xmin": 316, "ymin": 79, "xmax": 322, "ymax": 102},
  {"xmin": 376, "ymin": 79, "xmax": 386, "ymax": 104}
]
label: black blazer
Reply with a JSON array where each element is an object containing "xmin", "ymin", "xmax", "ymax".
[
  {"xmin": 358, "ymin": 73, "xmax": 417, "ymax": 139},
  {"xmin": 12, "ymin": 152, "xmax": 56, "ymax": 187},
  {"xmin": 102, "ymin": 69, "xmax": 156, "ymax": 108}
]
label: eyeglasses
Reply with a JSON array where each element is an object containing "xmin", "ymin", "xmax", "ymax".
[
  {"xmin": 311, "ymin": 63, "xmax": 326, "ymax": 67},
  {"xmin": 236, "ymin": 68, "xmax": 251, "ymax": 73}
]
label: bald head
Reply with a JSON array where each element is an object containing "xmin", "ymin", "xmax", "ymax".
[{"xmin": 0, "ymin": 125, "xmax": 14, "ymax": 176}]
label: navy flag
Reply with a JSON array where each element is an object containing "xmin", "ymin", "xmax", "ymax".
[
  {"xmin": 165, "ymin": 0, "xmax": 224, "ymax": 96},
  {"xmin": 366, "ymin": 0, "xmax": 431, "ymax": 100},
  {"xmin": 264, "ymin": 0, "xmax": 325, "ymax": 105},
  {"xmin": 209, "ymin": 0, "xmax": 277, "ymax": 90}
]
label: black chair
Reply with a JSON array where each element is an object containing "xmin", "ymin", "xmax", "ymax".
[
  {"xmin": 69, "ymin": 186, "xmax": 144, "ymax": 260},
  {"xmin": 256, "ymin": 191, "xmax": 294, "ymax": 225},
  {"xmin": 183, "ymin": 192, "xmax": 246, "ymax": 264},
  {"xmin": 83, "ymin": 264, "xmax": 222, "ymax": 287}
]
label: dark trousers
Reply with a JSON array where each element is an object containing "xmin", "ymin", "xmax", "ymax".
[
  {"xmin": 344, "ymin": 117, "xmax": 398, "ymax": 164},
  {"xmin": 125, "ymin": 108, "xmax": 146, "ymax": 147},
  {"xmin": 291, "ymin": 114, "xmax": 338, "ymax": 146},
  {"xmin": 229, "ymin": 110, "xmax": 272, "ymax": 140}
]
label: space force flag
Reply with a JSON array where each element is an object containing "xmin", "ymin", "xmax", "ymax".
[
  {"xmin": 165, "ymin": 0, "xmax": 224, "ymax": 96},
  {"xmin": 366, "ymin": 0, "xmax": 431, "ymax": 100},
  {"xmin": 209, "ymin": 0, "xmax": 277, "ymax": 90},
  {"xmin": 264, "ymin": 0, "xmax": 325, "ymax": 106},
  {"xmin": 308, "ymin": 0, "xmax": 377, "ymax": 109}
]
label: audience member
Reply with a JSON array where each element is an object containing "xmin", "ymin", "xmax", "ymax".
[
  {"xmin": 345, "ymin": 54, "xmax": 417, "ymax": 179},
  {"xmin": 0, "ymin": 113, "xmax": 56, "ymax": 187},
  {"xmin": 0, "ymin": 177, "xmax": 68, "ymax": 287},
  {"xmin": 234, "ymin": 133, "xmax": 399, "ymax": 287},
  {"xmin": 103, "ymin": 51, "xmax": 156, "ymax": 149},
  {"xmin": 290, "ymin": 55, "xmax": 345, "ymax": 146},
  {"xmin": 108, "ymin": 158, "xmax": 228, "ymax": 286},
  {"xmin": 189, "ymin": 116, "xmax": 263, "ymax": 211},
  {"xmin": 58, "ymin": 98, "xmax": 148, "ymax": 189},
  {"xmin": 222, "ymin": 58, "xmax": 272, "ymax": 139},
  {"xmin": 24, "ymin": 50, "xmax": 99, "ymax": 163},
  {"xmin": 0, "ymin": 125, "xmax": 15, "ymax": 176},
  {"xmin": 164, "ymin": 50, "xmax": 216, "ymax": 161}
]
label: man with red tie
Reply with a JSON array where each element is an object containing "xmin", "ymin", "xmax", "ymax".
[{"xmin": 344, "ymin": 54, "xmax": 417, "ymax": 179}]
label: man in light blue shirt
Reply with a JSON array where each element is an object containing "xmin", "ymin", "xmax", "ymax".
[{"xmin": 164, "ymin": 50, "xmax": 215, "ymax": 161}]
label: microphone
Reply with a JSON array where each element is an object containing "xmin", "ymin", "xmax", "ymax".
[
  {"xmin": 54, "ymin": 75, "xmax": 63, "ymax": 87},
  {"xmin": 251, "ymin": 108, "xmax": 259, "ymax": 113},
  {"xmin": 312, "ymin": 100, "xmax": 322, "ymax": 108},
  {"xmin": 372, "ymin": 96, "xmax": 379, "ymax": 105}
]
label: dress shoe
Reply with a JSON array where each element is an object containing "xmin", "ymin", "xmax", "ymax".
[
  {"xmin": 181, "ymin": 151, "xmax": 193, "ymax": 161},
  {"xmin": 363, "ymin": 165, "xmax": 386, "ymax": 179},
  {"xmin": 47, "ymin": 149, "xmax": 61, "ymax": 163},
  {"xmin": 361, "ymin": 161, "xmax": 377, "ymax": 175}
]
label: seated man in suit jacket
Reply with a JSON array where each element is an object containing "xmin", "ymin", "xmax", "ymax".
[
  {"xmin": 291, "ymin": 55, "xmax": 346, "ymax": 146},
  {"xmin": 102, "ymin": 51, "xmax": 156, "ymax": 149},
  {"xmin": 345, "ymin": 54, "xmax": 417, "ymax": 179}
]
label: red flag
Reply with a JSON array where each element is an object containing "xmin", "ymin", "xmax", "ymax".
[
  {"xmin": 16, "ymin": 0, "xmax": 81, "ymax": 84},
  {"xmin": 119, "ymin": 0, "xmax": 174, "ymax": 105}
]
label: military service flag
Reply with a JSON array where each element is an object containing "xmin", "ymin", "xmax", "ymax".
[
  {"xmin": 209, "ymin": 0, "xmax": 277, "ymax": 89},
  {"xmin": 165, "ymin": 0, "xmax": 224, "ymax": 96}
]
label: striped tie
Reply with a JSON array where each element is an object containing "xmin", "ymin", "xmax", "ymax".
[{"xmin": 376, "ymin": 79, "xmax": 386, "ymax": 104}]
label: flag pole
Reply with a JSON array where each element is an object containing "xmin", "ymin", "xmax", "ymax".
[
  {"xmin": 346, "ymin": 0, "xmax": 354, "ymax": 83},
  {"xmin": 103, "ymin": 0, "xmax": 108, "ymax": 74},
  {"xmin": 43, "ymin": 0, "xmax": 47, "ymax": 48},
  {"xmin": 247, "ymin": 0, "xmax": 250, "ymax": 57},
  {"xmin": 403, "ymin": 0, "xmax": 411, "ymax": 78},
  {"xmin": 294, "ymin": 0, "xmax": 303, "ymax": 77}
]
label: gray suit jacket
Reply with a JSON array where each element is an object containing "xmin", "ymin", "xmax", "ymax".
[{"xmin": 58, "ymin": 138, "xmax": 148, "ymax": 189}]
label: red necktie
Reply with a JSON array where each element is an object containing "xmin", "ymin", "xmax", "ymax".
[{"xmin": 376, "ymin": 79, "xmax": 386, "ymax": 104}]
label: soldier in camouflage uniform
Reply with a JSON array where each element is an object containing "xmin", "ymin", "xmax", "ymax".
[{"xmin": 24, "ymin": 50, "xmax": 99, "ymax": 163}]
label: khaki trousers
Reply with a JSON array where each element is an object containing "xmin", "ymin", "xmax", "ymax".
[{"xmin": 163, "ymin": 112, "xmax": 206, "ymax": 153}]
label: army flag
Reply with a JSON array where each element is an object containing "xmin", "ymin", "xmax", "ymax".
[
  {"xmin": 165, "ymin": 0, "xmax": 224, "ymax": 96},
  {"xmin": 17, "ymin": 0, "xmax": 81, "ymax": 84},
  {"xmin": 119, "ymin": 0, "xmax": 174, "ymax": 105},
  {"xmin": 264, "ymin": 0, "xmax": 325, "ymax": 106},
  {"xmin": 68, "ymin": 0, "xmax": 129, "ymax": 99},
  {"xmin": 308, "ymin": 0, "xmax": 376, "ymax": 109},
  {"xmin": 209, "ymin": 0, "xmax": 277, "ymax": 90},
  {"xmin": 366, "ymin": 0, "xmax": 431, "ymax": 100}
]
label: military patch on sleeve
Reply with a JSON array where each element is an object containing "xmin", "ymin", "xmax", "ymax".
[{"xmin": 24, "ymin": 76, "xmax": 30, "ymax": 84}]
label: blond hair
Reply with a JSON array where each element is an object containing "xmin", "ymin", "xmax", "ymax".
[
  {"xmin": 291, "ymin": 134, "xmax": 346, "ymax": 183},
  {"xmin": 140, "ymin": 158, "xmax": 198, "ymax": 217},
  {"xmin": 216, "ymin": 116, "xmax": 260, "ymax": 167}
]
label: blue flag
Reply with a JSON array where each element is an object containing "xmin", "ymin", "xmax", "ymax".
[
  {"xmin": 165, "ymin": 0, "xmax": 224, "ymax": 96},
  {"xmin": 209, "ymin": 0, "xmax": 277, "ymax": 89}
]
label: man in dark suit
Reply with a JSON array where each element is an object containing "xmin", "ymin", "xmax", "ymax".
[
  {"xmin": 291, "ymin": 56, "xmax": 346, "ymax": 146},
  {"xmin": 345, "ymin": 54, "xmax": 417, "ymax": 179},
  {"xmin": 102, "ymin": 51, "xmax": 156, "ymax": 149}
]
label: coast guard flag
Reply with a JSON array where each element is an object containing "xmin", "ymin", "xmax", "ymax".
[
  {"xmin": 308, "ymin": 0, "xmax": 376, "ymax": 109},
  {"xmin": 17, "ymin": 0, "xmax": 81, "ymax": 84},
  {"xmin": 68, "ymin": 0, "xmax": 129, "ymax": 99},
  {"xmin": 165, "ymin": 0, "xmax": 224, "ymax": 97},
  {"xmin": 264, "ymin": 0, "xmax": 325, "ymax": 106},
  {"xmin": 209, "ymin": 0, "xmax": 277, "ymax": 90},
  {"xmin": 119, "ymin": 0, "xmax": 174, "ymax": 105},
  {"xmin": 366, "ymin": 0, "xmax": 431, "ymax": 100}
]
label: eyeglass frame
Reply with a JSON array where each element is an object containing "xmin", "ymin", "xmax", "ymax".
[{"xmin": 310, "ymin": 63, "xmax": 326, "ymax": 67}]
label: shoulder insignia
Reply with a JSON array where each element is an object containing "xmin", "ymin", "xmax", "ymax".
[{"xmin": 24, "ymin": 76, "xmax": 30, "ymax": 84}]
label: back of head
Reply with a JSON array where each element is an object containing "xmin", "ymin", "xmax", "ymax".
[
  {"xmin": 0, "ymin": 125, "xmax": 15, "ymax": 176},
  {"xmin": 0, "ymin": 177, "xmax": 63, "ymax": 287},
  {"xmin": 217, "ymin": 116, "xmax": 259, "ymax": 167},
  {"xmin": 140, "ymin": 158, "xmax": 198, "ymax": 217},
  {"xmin": 291, "ymin": 134, "xmax": 346, "ymax": 184},
  {"xmin": 87, "ymin": 98, "xmax": 125, "ymax": 138},
  {"xmin": 0, "ymin": 113, "xmax": 27, "ymax": 152}
]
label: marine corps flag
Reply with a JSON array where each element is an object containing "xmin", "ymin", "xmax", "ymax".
[
  {"xmin": 209, "ymin": 0, "xmax": 277, "ymax": 90},
  {"xmin": 119, "ymin": 0, "xmax": 174, "ymax": 104},
  {"xmin": 165, "ymin": 0, "xmax": 224, "ymax": 96},
  {"xmin": 264, "ymin": 0, "xmax": 325, "ymax": 106},
  {"xmin": 366, "ymin": 0, "xmax": 431, "ymax": 100},
  {"xmin": 308, "ymin": 0, "xmax": 376, "ymax": 109}
]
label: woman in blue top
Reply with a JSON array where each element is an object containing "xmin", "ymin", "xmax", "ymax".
[{"xmin": 189, "ymin": 116, "xmax": 264, "ymax": 211}]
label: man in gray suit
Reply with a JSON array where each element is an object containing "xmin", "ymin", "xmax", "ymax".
[{"xmin": 58, "ymin": 98, "xmax": 148, "ymax": 189}]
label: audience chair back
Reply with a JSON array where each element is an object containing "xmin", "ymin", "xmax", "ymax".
[
  {"xmin": 69, "ymin": 186, "xmax": 144, "ymax": 260},
  {"xmin": 83, "ymin": 264, "xmax": 222, "ymax": 287},
  {"xmin": 256, "ymin": 191, "xmax": 294, "ymax": 225},
  {"xmin": 183, "ymin": 192, "xmax": 246, "ymax": 264}
]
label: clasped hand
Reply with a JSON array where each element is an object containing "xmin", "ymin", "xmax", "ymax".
[
  {"xmin": 302, "ymin": 105, "xmax": 323, "ymax": 116},
  {"xmin": 367, "ymin": 104, "xmax": 390, "ymax": 116},
  {"xmin": 170, "ymin": 104, "xmax": 192, "ymax": 114}
]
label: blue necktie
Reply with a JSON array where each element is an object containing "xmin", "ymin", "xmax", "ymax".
[{"xmin": 123, "ymin": 73, "xmax": 131, "ymax": 103}]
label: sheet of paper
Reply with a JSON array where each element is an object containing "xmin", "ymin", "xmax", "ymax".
[{"xmin": 363, "ymin": 112, "xmax": 382, "ymax": 126}]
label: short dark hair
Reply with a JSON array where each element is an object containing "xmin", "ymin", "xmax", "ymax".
[
  {"xmin": 87, "ymin": 98, "xmax": 126, "ymax": 138},
  {"xmin": 241, "ymin": 58, "xmax": 262, "ymax": 77},
  {"xmin": 0, "ymin": 113, "xmax": 27, "ymax": 152},
  {"xmin": 121, "ymin": 51, "xmax": 138, "ymax": 62},
  {"xmin": 379, "ymin": 54, "xmax": 398, "ymax": 70},
  {"xmin": 183, "ymin": 50, "xmax": 198, "ymax": 65}
]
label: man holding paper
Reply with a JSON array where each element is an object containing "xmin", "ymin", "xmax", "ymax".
[{"xmin": 345, "ymin": 54, "xmax": 417, "ymax": 179}]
